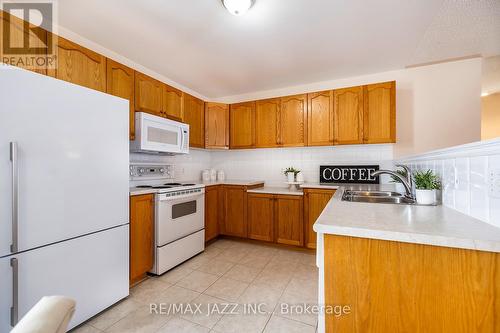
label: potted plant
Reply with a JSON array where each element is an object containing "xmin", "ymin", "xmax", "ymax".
[
  {"xmin": 283, "ymin": 167, "xmax": 300, "ymax": 182},
  {"xmin": 413, "ymin": 170, "xmax": 441, "ymax": 205}
]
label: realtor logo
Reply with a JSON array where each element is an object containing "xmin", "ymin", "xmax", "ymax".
[{"xmin": 1, "ymin": 0, "xmax": 57, "ymax": 69}]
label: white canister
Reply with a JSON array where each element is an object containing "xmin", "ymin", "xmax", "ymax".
[
  {"xmin": 217, "ymin": 170, "xmax": 226, "ymax": 181},
  {"xmin": 286, "ymin": 173, "xmax": 295, "ymax": 183},
  {"xmin": 210, "ymin": 169, "xmax": 217, "ymax": 181},
  {"xmin": 202, "ymin": 169, "xmax": 210, "ymax": 182}
]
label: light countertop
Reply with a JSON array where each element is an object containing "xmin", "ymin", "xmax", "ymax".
[
  {"xmin": 200, "ymin": 180, "xmax": 265, "ymax": 187},
  {"xmin": 247, "ymin": 187, "xmax": 303, "ymax": 196},
  {"xmin": 300, "ymin": 183, "xmax": 341, "ymax": 190},
  {"xmin": 129, "ymin": 188, "xmax": 160, "ymax": 196},
  {"xmin": 313, "ymin": 184, "xmax": 500, "ymax": 253},
  {"xmin": 129, "ymin": 179, "xmax": 265, "ymax": 196}
]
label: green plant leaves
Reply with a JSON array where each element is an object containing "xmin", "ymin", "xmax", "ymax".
[{"xmin": 413, "ymin": 169, "xmax": 441, "ymax": 190}]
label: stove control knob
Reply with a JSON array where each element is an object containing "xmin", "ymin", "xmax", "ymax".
[
  {"xmin": 160, "ymin": 168, "xmax": 165, "ymax": 173},
  {"xmin": 139, "ymin": 168, "xmax": 145, "ymax": 174}
]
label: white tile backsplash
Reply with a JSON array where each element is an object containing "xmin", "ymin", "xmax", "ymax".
[
  {"xmin": 211, "ymin": 144, "xmax": 395, "ymax": 187},
  {"xmin": 400, "ymin": 139, "xmax": 500, "ymax": 228}
]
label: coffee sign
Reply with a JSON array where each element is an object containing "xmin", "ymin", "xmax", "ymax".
[{"xmin": 320, "ymin": 165, "xmax": 380, "ymax": 184}]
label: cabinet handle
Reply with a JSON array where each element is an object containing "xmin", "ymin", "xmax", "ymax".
[
  {"xmin": 10, "ymin": 142, "xmax": 19, "ymax": 253},
  {"xmin": 10, "ymin": 258, "xmax": 18, "ymax": 327}
]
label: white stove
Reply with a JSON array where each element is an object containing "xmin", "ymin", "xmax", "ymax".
[{"xmin": 130, "ymin": 164, "xmax": 205, "ymax": 275}]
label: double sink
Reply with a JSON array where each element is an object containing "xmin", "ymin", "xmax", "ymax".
[{"xmin": 341, "ymin": 190, "xmax": 416, "ymax": 205}]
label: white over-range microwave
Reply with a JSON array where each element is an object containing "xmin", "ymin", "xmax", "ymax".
[{"xmin": 131, "ymin": 112, "xmax": 189, "ymax": 154}]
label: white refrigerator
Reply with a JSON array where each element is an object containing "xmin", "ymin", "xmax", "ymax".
[{"xmin": 0, "ymin": 67, "xmax": 130, "ymax": 331}]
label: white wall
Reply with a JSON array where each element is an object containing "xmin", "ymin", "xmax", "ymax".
[
  {"xmin": 211, "ymin": 144, "xmax": 395, "ymax": 187},
  {"xmin": 216, "ymin": 58, "xmax": 482, "ymax": 159},
  {"xmin": 399, "ymin": 138, "xmax": 500, "ymax": 228}
]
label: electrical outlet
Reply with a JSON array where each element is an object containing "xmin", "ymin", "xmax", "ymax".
[{"xmin": 489, "ymin": 168, "xmax": 500, "ymax": 198}]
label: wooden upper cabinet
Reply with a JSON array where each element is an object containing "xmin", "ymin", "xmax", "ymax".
[
  {"xmin": 247, "ymin": 193, "xmax": 274, "ymax": 242},
  {"xmin": 134, "ymin": 72, "xmax": 163, "ymax": 117},
  {"xmin": 303, "ymin": 188, "xmax": 335, "ymax": 249},
  {"xmin": 49, "ymin": 37, "xmax": 106, "ymax": 92},
  {"xmin": 163, "ymin": 84, "xmax": 183, "ymax": 121},
  {"xmin": 275, "ymin": 195, "xmax": 303, "ymax": 246},
  {"xmin": 255, "ymin": 98, "xmax": 280, "ymax": 148},
  {"xmin": 308, "ymin": 91, "xmax": 334, "ymax": 146},
  {"xmin": 280, "ymin": 94, "xmax": 307, "ymax": 147},
  {"xmin": 129, "ymin": 194, "xmax": 154, "ymax": 285},
  {"xmin": 230, "ymin": 101, "xmax": 255, "ymax": 149},
  {"xmin": 183, "ymin": 93, "xmax": 205, "ymax": 148},
  {"xmin": 333, "ymin": 86, "xmax": 364, "ymax": 145},
  {"xmin": 222, "ymin": 186, "xmax": 248, "ymax": 238},
  {"xmin": 363, "ymin": 81, "xmax": 396, "ymax": 144},
  {"xmin": 0, "ymin": 10, "xmax": 48, "ymax": 75},
  {"xmin": 205, "ymin": 102, "xmax": 229, "ymax": 149},
  {"xmin": 106, "ymin": 60, "xmax": 135, "ymax": 140}
]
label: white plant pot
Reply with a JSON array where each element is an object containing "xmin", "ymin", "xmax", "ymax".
[
  {"xmin": 416, "ymin": 189, "xmax": 436, "ymax": 205},
  {"xmin": 286, "ymin": 173, "xmax": 295, "ymax": 183}
]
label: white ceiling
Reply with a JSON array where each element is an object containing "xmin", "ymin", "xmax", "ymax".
[{"xmin": 57, "ymin": 0, "xmax": 500, "ymax": 99}]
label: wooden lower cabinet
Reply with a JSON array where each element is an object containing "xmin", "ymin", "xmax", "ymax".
[
  {"xmin": 247, "ymin": 193, "xmax": 304, "ymax": 246},
  {"xmin": 324, "ymin": 235, "xmax": 500, "ymax": 333},
  {"xmin": 303, "ymin": 188, "xmax": 335, "ymax": 249},
  {"xmin": 221, "ymin": 185, "xmax": 248, "ymax": 237},
  {"xmin": 247, "ymin": 193, "xmax": 274, "ymax": 242},
  {"xmin": 275, "ymin": 195, "xmax": 304, "ymax": 246},
  {"xmin": 129, "ymin": 194, "xmax": 154, "ymax": 286},
  {"xmin": 205, "ymin": 185, "xmax": 221, "ymax": 241}
]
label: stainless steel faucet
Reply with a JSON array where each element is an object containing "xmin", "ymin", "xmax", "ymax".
[{"xmin": 372, "ymin": 165, "xmax": 416, "ymax": 201}]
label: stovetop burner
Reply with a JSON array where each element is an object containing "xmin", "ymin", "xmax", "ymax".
[
  {"xmin": 164, "ymin": 183, "xmax": 182, "ymax": 186},
  {"xmin": 136, "ymin": 185, "xmax": 153, "ymax": 188},
  {"xmin": 153, "ymin": 186, "xmax": 174, "ymax": 189},
  {"xmin": 182, "ymin": 184, "xmax": 195, "ymax": 186}
]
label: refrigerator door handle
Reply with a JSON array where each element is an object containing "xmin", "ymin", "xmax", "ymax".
[
  {"xmin": 10, "ymin": 258, "xmax": 19, "ymax": 327},
  {"xmin": 10, "ymin": 142, "xmax": 19, "ymax": 253}
]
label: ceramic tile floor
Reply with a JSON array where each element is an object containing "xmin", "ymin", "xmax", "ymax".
[{"xmin": 72, "ymin": 239, "xmax": 318, "ymax": 333}]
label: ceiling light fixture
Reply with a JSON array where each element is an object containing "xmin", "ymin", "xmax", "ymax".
[{"xmin": 222, "ymin": 0, "xmax": 255, "ymax": 16}]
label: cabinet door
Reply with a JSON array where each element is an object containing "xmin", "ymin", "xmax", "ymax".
[
  {"xmin": 205, "ymin": 102, "xmax": 229, "ymax": 149},
  {"xmin": 255, "ymin": 98, "xmax": 280, "ymax": 148},
  {"xmin": 184, "ymin": 94, "xmax": 205, "ymax": 148},
  {"xmin": 333, "ymin": 86, "xmax": 364, "ymax": 145},
  {"xmin": 0, "ymin": 11, "xmax": 48, "ymax": 75},
  {"xmin": 49, "ymin": 37, "xmax": 106, "ymax": 92},
  {"xmin": 129, "ymin": 194, "xmax": 154, "ymax": 285},
  {"xmin": 230, "ymin": 101, "xmax": 255, "ymax": 149},
  {"xmin": 275, "ymin": 195, "xmax": 303, "ymax": 246},
  {"xmin": 106, "ymin": 60, "xmax": 135, "ymax": 140},
  {"xmin": 222, "ymin": 186, "xmax": 247, "ymax": 238},
  {"xmin": 308, "ymin": 91, "xmax": 333, "ymax": 146},
  {"xmin": 163, "ymin": 84, "xmax": 184, "ymax": 121},
  {"xmin": 205, "ymin": 186, "xmax": 220, "ymax": 242},
  {"xmin": 134, "ymin": 72, "xmax": 163, "ymax": 117},
  {"xmin": 247, "ymin": 193, "xmax": 274, "ymax": 242},
  {"xmin": 280, "ymin": 94, "xmax": 307, "ymax": 147},
  {"xmin": 304, "ymin": 189, "xmax": 335, "ymax": 249},
  {"xmin": 363, "ymin": 81, "xmax": 396, "ymax": 144}
]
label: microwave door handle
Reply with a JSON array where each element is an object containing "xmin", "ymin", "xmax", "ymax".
[{"xmin": 179, "ymin": 129, "xmax": 183, "ymax": 152}]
